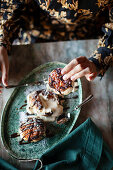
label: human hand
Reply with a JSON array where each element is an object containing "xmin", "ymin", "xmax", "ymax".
[
  {"xmin": 0, "ymin": 46, "xmax": 9, "ymax": 93},
  {"xmin": 61, "ymin": 56, "xmax": 98, "ymax": 81}
]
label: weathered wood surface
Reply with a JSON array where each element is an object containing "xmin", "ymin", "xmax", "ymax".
[{"xmin": 0, "ymin": 40, "xmax": 113, "ymax": 169}]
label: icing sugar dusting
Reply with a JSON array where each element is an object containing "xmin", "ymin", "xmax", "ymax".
[
  {"xmin": 19, "ymin": 111, "xmax": 27, "ymax": 124},
  {"xmin": 24, "ymin": 84, "xmax": 45, "ymax": 96},
  {"xmin": 24, "ymin": 74, "xmax": 49, "ymax": 96}
]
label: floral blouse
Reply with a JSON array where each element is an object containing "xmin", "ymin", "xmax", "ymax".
[{"xmin": 0, "ymin": 0, "xmax": 113, "ymax": 77}]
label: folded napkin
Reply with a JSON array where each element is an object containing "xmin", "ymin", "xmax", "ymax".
[
  {"xmin": 0, "ymin": 158, "xmax": 17, "ymax": 170},
  {"xmin": 1, "ymin": 118, "xmax": 113, "ymax": 170},
  {"xmin": 34, "ymin": 118, "xmax": 113, "ymax": 170}
]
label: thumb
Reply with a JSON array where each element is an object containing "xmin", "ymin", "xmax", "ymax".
[
  {"xmin": 1, "ymin": 62, "xmax": 9, "ymax": 86},
  {"xmin": 85, "ymin": 73, "xmax": 97, "ymax": 81}
]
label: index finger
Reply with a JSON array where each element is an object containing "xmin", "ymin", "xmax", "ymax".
[
  {"xmin": 1, "ymin": 62, "xmax": 9, "ymax": 86},
  {"xmin": 61, "ymin": 56, "xmax": 86, "ymax": 75},
  {"xmin": 0, "ymin": 77, "xmax": 3, "ymax": 94}
]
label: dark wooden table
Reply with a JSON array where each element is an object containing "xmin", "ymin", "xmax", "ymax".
[{"xmin": 0, "ymin": 40, "xmax": 113, "ymax": 169}]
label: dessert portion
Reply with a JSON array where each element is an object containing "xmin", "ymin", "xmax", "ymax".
[
  {"xmin": 19, "ymin": 117, "xmax": 46, "ymax": 144},
  {"xmin": 11, "ymin": 67, "xmax": 79, "ymax": 144},
  {"xmin": 26, "ymin": 90, "xmax": 63, "ymax": 122},
  {"xmin": 47, "ymin": 68, "xmax": 78, "ymax": 95}
]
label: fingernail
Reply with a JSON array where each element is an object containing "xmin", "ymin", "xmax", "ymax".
[
  {"xmin": 71, "ymin": 76, "xmax": 74, "ymax": 81},
  {"xmin": 4, "ymin": 80, "xmax": 8, "ymax": 86},
  {"xmin": 3, "ymin": 82, "xmax": 7, "ymax": 87},
  {"xmin": 63, "ymin": 75, "xmax": 67, "ymax": 80},
  {"xmin": 89, "ymin": 77, "xmax": 94, "ymax": 81},
  {"xmin": 61, "ymin": 70, "xmax": 64, "ymax": 74},
  {"xmin": 87, "ymin": 77, "xmax": 91, "ymax": 81}
]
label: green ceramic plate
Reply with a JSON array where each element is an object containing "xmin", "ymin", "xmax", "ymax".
[{"xmin": 1, "ymin": 62, "xmax": 82, "ymax": 160}]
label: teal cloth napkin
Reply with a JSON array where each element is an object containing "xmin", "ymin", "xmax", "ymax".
[
  {"xmin": 1, "ymin": 118, "xmax": 113, "ymax": 170},
  {"xmin": 0, "ymin": 158, "xmax": 17, "ymax": 170},
  {"xmin": 34, "ymin": 118, "xmax": 113, "ymax": 170}
]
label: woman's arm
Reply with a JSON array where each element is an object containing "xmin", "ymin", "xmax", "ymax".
[
  {"xmin": 0, "ymin": 0, "xmax": 35, "ymax": 55},
  {"xmin": 89, "ymin": 22, "xmax": 113, "ymax": 78},
  {"xmin": 61, "ymin": 56, "xmax": 98, "ymax": 81},
  {"xmin": 0, "ymin": 46, "xmax": 9, "ymax": 89},
  {"xmin": 62, "ymin": 8, "xmax": 113, "ymax": 81},
  {"xmin": 0, "ymin": 0, "xmax": 34, "ymax": 87},
  {"xmin": 0, "ymin": 0, "xmax": 22, "ymax": 54},
  {"xmin": 0, "ymin": 0, "xmax": 19, "ymax": 87}
]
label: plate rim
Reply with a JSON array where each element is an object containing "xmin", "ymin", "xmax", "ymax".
[{"xmin": 1, "ymin": 61, "xmax": 82, "ymax": 160}]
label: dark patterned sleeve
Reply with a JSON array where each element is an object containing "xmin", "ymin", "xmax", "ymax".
[
  {"xmin": 0, "ymin": 0, "xmax": 34, "ymax": 55},
  {"xmin": 0, "ymin": 0, "xmax": 22, "ymax": 54},
  {"xmin": 89, "ymin": 9, "xmax": 113, "ymax": 78}
]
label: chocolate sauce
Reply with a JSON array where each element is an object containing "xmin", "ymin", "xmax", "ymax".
[
  {"xmin": 56, "ymin": 113, "xmax": 69, "ymax": 124},
  {"xmin": 20, "ymin": 118, "xmax": 44, "ymax": 128},
  {"xmin": 49, "ymin": 68, "xmax": 73, "ymax": 93},
  {"xmin": 19, "ymin": 118, "xmax": 45, "ymax": 144},
  {"xmin": 19, "ymin": 140, "xmax": 31, "ymax": 145},
  {"xmin": 20, "ymin": 122, "xmax": 44, "ymax": 133},
  {"xmin": 72, "ymin": 95, "xmax": 78, "ymax": 99},
  {"xmin": 17, "ymin": 99, "xmax": 27, "ymax": 111},
  {"xmin": 49, "ymin": 75, "xmax": 55, "ymax": 88},
  {"xmin": 31, "ymin": 135, "xmax": 42, "ymax": 140},
  {"xmin": 42, "ymin": 90, "xmax": 55, "ymax": 99},
  {"xmin": 11, "ymin": 113, "xmax": 45, "ymax": 145},
  {"xmin": 22, "ymin": 129, "xmax": 42, "ymax": 142},
  {"xmin": 21, "ymin": 124, "xmax": 34, "ymax": 132},
  {"xmin": 33, "ymin": 90, "xmax": 43, "ymax": 99},
  {"xmin": 33, "ymin": 99, "xmax": 43, "ymax": 110},
  {"xmin": 45, "ymin": 111, "xmax": 53, "ymax": 116},
  {"xmin": 19, "ymin": 104, "xmax": 27, "ymax": 110},
  {"xmin": 32, "ymin": 90, "xmax": 44, "ymax": 109},
  {"xmin": 26, "ymin": 113, "xmax": 36, "ymax": 116},
  {"xmin": 19, "ymin": 139, "xmax": 26, "ymax": 145},
  {"xmin": 60, "ymin": 86, "xmax": 66, "ymax": 90},
  {"xmin": 55, "ymin": 68, "xmax": 61, "ymax": 74},
  {"xmin": 57, "ymin": 113, "xmax": 66, "ymax": 121},
  {"xmin": 11, "ymin": 133, "xmax": 20, "ymax": 138},
  {"xmin": 75, "ymin": 85, "xmax": 79, "ymax": 89},
  {"xmin": 57, "ymin": 117, "xmax": 68, "ymax": 124},
  {"xmin": 63, "ymin": 107, "xmax": 70, "ymax": 110}
]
